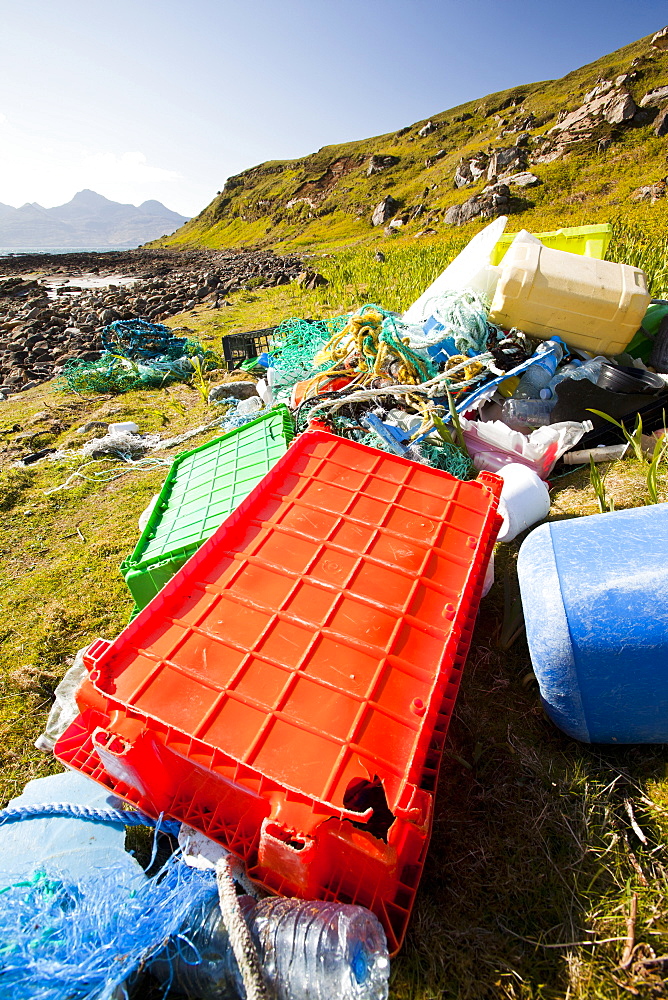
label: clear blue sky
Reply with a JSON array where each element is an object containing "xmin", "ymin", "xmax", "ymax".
[{"xmin": 0, "ymin": 0, "xmax": 665, "ymax": 217}]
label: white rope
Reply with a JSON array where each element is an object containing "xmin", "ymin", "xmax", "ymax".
[
  {"xmin": 215, "ymin": 855, "xmax": 269, "ymax": 1000},
  {"xmin": 305, "ymin": 352, "xmax": 495, "ymax": 420}
]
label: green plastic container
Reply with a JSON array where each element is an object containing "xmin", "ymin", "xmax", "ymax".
[
  {"xmin": 490, "ymin": 223, "xmax": 612, "ymax": 266},
  {"xmin": 121, "ymin": 405, "xmax": 294, "ymax": 612}
]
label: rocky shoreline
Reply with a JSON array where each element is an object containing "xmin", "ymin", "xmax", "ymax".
[{"xmin": 0, "ymin": 247, "xmax": 304, "ymax": 394}]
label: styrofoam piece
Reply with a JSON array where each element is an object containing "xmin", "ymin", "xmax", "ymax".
[{"xmin": 108, "ymin": 421, "xmax": 140, "ymax": 434}]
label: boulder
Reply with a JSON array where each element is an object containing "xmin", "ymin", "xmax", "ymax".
[
  {"xmin": 454, "ymin": 152, "xmax": 488, "ymax": 187},
  {"xmin": 425, "ymin": 150, "xmax": 446, "ymax": 168},
  {"xmin": 487, "ymin": 145, "xmax": 527, "ymax": 180},
  {"xmin": 208, "ymin": 381, "xmax": 259, "ymax": 403},
  {"xmin": 656, "ymin": 108, "xmax": 668, "ymax": 138},
  {"xmin": 417, "ymin": 120, "xmax": 438, "ymax": 138},
  {"xmin": 651, "ymin": 26, "xmax": 668, "ymax": 50},
  {"xmin": 366, "ymin": 154, "xmax": 399, "ymax": 176},
  {"xmin": 640, "ymin": 86, "xmax": 668, "ymax": 108},
  {"xmin": 630, "ymin": 179, "xmax": 667, "ymax": 204},
  {"xmin": 371, "ymin": 196, "xmax": 399, "ymax": 226},
  {"xmin": 296, "ymin": 270, "xmax": 328, "ymax": 290},
  {"xmin": 504, "ymin": 171, "xmax": 541, "ymax": 188},
  {"xmin": 444, "ymin": 183, "xmax": 510, "ymax": 226},
  {"xmin": 549, "ymin": 85, "xmax": 637, "ymax": 136}
]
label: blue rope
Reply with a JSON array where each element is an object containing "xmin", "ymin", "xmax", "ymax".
[{"xmin": 0, "ymin": 802, "xmax": 181, "ymax": 836}]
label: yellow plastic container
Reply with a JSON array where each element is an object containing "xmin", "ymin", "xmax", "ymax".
[
  {"xmin": 490, "ymin": 223, "xmax": 612, "ymax": 266},
  {"xmin": 488, "ymin": 241, "xmax": 650, "ymax": 355}
]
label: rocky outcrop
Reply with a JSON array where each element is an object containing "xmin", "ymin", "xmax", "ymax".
[
  {"xmin": 651, "ymin": 26, "xmax": 668, "ymax": 50},
  {"xmin": 630, "ymin": 178, "xmax": 667, "ymax": 204},
  {"xmin": 487, "ymin": 144, "xmax": 528, "ymax": 180},
  {"xmin": 454, "ymin": 152, "xmax": 489, "ymax": 188},
  {"xmin": 366, "ymin": 154, "xmax": 399, "ymax": 176},
  {"xmin": 444, "ymin": 183, "xmax": 510, "ymax": 226},
  {"xmin": 417, "ymin": 120, "xmax": 438, "ymax": 138},
  {"xmin": 371, "ymin": 196, "xmax": 399, "ymax": 226},
  {"xmin": 425, "ymin": 150, "xmax": 446, "ymax": 168},
  {"xmin": 286, "ymin": 157, "xmax": 360, "ymax": 210},
  {"xmin": 534, "ymin": 82, "xmax": 638, "ymax": 162},
  {"xmin": 640, "ymin": 85, "xmax": 668, "ymax": 107}
]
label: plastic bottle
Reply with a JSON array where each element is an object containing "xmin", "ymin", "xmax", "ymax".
[
  {"xmin": 513, "ymin": 337, "xmax": 566, "ymax": 399},
  {"xmin": 502, "ymin": 398, "xmax": 555, "ymax": 429},
  {"xmin": 152, "ymin": 895, "xmax": 390, "ymax": 1000},
  {"xmin": 539, "ymin": 356, "xmax": 607, "ymax": 399}
]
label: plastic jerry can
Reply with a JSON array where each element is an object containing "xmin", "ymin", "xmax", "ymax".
[
  {"xmin": 517, "ymin": 503, "xmax": 668, "ymax": 743},
  {"xmin": 489, "ymin": 242, "xmax": 650, "ymax": 355}
]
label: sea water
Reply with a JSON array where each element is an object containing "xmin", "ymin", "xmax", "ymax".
[{"xmin": 0, "ymin": 245, "xmax": 139, "ymax": 256}]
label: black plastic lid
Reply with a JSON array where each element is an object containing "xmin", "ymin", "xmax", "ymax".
[{"xmin": 596, "ymin": 362, "xmax": 665, "ymax": 394}]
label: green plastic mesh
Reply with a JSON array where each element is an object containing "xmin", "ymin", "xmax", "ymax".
[{"xmin": 269, "ymin": 315, "xmax": 350, "ymax": 398}]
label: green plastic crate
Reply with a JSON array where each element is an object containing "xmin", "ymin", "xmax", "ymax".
[{"xmin": 121, "ymin": 405, "xmax": 294, "ymax": 612}]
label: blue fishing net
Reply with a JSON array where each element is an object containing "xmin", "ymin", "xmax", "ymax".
[
  {"xmin": 101, "ymin": 320, "xmax": 189, "ymax": 361},
  {"xmin": 0, "ymin": 857, "xmax": 217, "ymax": 1000}
]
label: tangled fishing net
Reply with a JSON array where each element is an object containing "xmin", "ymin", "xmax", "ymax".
[
  {"xmin": 312, "ymin": 305, "xmax": 435, "ymax": 384},
  {"xmin": 414, "ymin": 288, "xmax": 494, "ymax": 356},
  {"xmin": 101, "ymin": 320, "xmax": 190, "ymax": 360},
  {"xmin": 59, "ymin": 320, "xmax": 223, "ymax": 395},
  {"xmin": 269, "ymin": 314, "xmax": 349, "ymax": 401},
  {"xmin": 0, "ymin": 856, "xmax": 217, "ymax": 1000}
]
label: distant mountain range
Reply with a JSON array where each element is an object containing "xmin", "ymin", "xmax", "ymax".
[{"xmin": 0, "ymin": 189, "xmax": 190, "ymax": 248}]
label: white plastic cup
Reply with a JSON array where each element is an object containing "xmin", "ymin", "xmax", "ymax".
[{"xmin": 496, "ymin": 463, "xmax": 551, "ymax": 543}]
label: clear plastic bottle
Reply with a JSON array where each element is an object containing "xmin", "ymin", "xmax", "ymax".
[
  {"xmin": 514, "ymin": 337, "xmax": 566, "ymax": 399},
  {"xmin": 152, "ymin": 895, "xmax": 390, "ymax": 1000},
  {"xmin": 502, "ymin": 398, "xmax": 555, "ymax": 429},
  {"xmin": 539, "ymin": 356, "xmax": 607, "ymax": 400}
]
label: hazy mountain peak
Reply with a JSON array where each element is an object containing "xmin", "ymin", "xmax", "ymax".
[{"xmin": 0, "ymin": 190, "xmax": 190, "ymax": 248}]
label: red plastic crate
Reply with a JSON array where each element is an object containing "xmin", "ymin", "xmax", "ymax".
[{"xmin": 56, "ymin": 430, "xmax": 501, "ymax": 952}]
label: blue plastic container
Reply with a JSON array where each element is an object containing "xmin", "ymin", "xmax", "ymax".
[{"xmin": 517, "ymin": 503, "xmax": 668, "ymax": 743}]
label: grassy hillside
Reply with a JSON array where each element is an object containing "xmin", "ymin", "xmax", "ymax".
[{"xmin": 157, "ymin": 30, "xmax": 668, "ymax": 253}]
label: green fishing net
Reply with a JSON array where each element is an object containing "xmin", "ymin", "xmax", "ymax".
[{"xmin": 269, "ymin": 315, "xmax": 350, "ymax": 399}]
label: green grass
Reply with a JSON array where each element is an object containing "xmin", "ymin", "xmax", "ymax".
[
  {"xmin": 3, "ymin": 222, "xmax": 668, "ymax": 999},
  {"xmin": 153, "ymin": 31, "xmax": 668, "ymax": 255}
]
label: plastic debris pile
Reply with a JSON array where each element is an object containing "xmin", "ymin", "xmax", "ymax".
[{"xmin": 5, "ymin": 214, "xmax": 668, "ymax": 999}]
